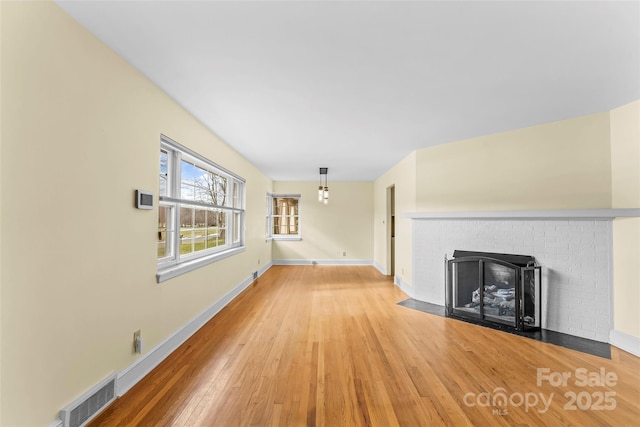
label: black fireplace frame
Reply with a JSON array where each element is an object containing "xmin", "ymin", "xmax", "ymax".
[{"xmin": 445, "ymin": 250, "xmax": 541, "ymax": 332}]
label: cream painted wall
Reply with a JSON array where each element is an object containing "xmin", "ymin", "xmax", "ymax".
[
  {"xmin": 415, "ymin": 112, "xmax": 613, "ymax": 211},
  {"xmin": 1, "ymin": 2, "xmax": 636, "ymax": 425},
  {"xmin": 0, "ymin": 2, "xmax": 3, "ymax": 423},
  {"xmin": 1, "ymin": 2, "xmax": 271, "ymax": 425},
  {"xmin": 611, "ymin": 100, "xmax": 640, "ymax": 208},
  {"xmin": 271, "ymin": 181, "xmax": 373, "ymax": 261},
  {"xmin": 373, "ymin": 152, "xmax": 416, "ymax": 286},
  {"xmin": 610, "ymin": 100, "xmax": 640, "ymax": 339}
]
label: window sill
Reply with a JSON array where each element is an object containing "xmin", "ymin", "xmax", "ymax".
[
  {"xmin": 156, "ymin": 246, "xmax": 245, "ymax": 283},
  {"xmin": 272, "ymin": 235, "xmax": 302, "ymax": 241}
]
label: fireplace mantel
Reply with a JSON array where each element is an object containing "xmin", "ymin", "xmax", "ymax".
[{"xmin": 402, "ymin": 208, "xmax": 640, "ymax": 220}]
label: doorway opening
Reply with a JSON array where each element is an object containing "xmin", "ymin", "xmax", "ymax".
[{"xmin": 387, "ymin": 185, "xmax": 395, "ymax": 276}]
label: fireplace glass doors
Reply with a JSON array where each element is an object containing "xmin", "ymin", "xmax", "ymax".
[{"xmin": 445, "ymin": 251, "xmax": 541, "ymax": 332}]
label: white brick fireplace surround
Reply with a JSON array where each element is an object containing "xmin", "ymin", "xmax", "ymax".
[{"xmin": 403, "ymin": 209, "xmax": 640, "ymax": 343}]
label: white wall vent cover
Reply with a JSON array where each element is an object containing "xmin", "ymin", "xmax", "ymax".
[{"xmin": 60, "ymin": 373, "xmax": 117, "ymax": 427}]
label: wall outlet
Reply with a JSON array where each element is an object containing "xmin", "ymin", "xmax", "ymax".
[
  {"xmin": 342, "ymin": 251, "xmax": 347, "ymax": 257},
  {"xmin": 258, "ymin": 258, "xmax": 261, "ymax": 265},
  {"xmin": 133, "ymin": 330, "xmax": 142, "ymax": 354}
]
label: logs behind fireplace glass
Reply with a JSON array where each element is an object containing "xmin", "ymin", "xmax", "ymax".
[{"xmin": 445, "ymin": 250, "xmax": 541, "ymax": 331}]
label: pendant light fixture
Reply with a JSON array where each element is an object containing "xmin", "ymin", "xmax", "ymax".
[{"xmin": 318, "ymin": 168, "xmax": 329, "ymax": 204}]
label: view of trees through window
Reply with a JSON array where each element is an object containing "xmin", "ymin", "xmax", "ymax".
[
  {"xmin": 158, "ymin": 139, "xmax": 244, "ymax": 264},
  {"xmin": 272, "ymin": 197, "xmax": 299, "ymax": 236}
]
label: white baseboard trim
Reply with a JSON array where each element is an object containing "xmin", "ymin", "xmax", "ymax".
[
  {"xmin": 258, "ymin": 260, "xmax": 273, "ymax": 276},
  {"xmin": 49, "ymin": 264, "xmax": 275, "ymax": 427},
  {"xmin": 610, "ymin": 329, "xmax": 640, "ymax": 357},
  {"xmin": 373, "ymin": 261, "xmax": 387, "ymax": 275},
  {"xmin": 117, "ymin": 268, "xmax": 268, "ymax": 396},
  {"xmin": 272, "ymin": 259, "xmax": 374, "ymax": 266},
  {"xmin": 394, "ymin": 274, "xmax": 414, "ymax": 299},
  {"xmin": 46, "ymin": 419, "xmax": 63, "ymax": 427}
]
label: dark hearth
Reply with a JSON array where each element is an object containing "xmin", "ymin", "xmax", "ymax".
[
  {"xmin": 397, "ymin": 298, "xmax": 610, "ymax": 359},
  {"xmin": 445, "ymin": 250, "xmax": 541, "ymax": 332}
]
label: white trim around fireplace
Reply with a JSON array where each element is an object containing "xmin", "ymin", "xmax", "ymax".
[{"xmin": 411, "ymin": 218, "xmax": 614, "ymax": 342}]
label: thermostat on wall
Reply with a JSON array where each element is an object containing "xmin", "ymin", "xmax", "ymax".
[{"xmin": 135, "ymin": 190, "xmax": 154, "ymax": 209}]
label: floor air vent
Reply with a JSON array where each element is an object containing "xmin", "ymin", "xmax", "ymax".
[{"xmin": 60, "ymin": 373, "xmax": 117, "ymax": 427}]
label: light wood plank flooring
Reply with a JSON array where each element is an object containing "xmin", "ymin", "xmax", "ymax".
[{"xmin": 90, "ymin": 266, "xmax": 640, "ymax": 426}]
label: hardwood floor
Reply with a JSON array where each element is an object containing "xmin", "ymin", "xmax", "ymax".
[{"xmin": 90, "ymin": 266, "xmax": 640, "ymax": 426}]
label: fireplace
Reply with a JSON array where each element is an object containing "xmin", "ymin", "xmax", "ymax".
[{"xmin": 445, "ymin": 250, "xmax": 541, "ymax": 332}]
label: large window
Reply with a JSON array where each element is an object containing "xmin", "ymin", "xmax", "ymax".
[
  {"xmin": 157, "ymin": 135, "xmax": 245, "ymax": 282},
  {"xmin": 267, "ymin": 194, "xmax": 301, "ymax": 240}
]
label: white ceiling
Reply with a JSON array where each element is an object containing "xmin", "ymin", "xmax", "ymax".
[{"xmin": 55, "ymin": 0, "xmax": 640, "ymax": 182}]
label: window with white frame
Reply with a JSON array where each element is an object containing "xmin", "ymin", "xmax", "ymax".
[
  {"xmin": 267, "ymin": 194, "xmax": 301, "ymax": 240},
  {"xmin": 157, "ymin": 135, "xmax": 245, "ymax": 282}
]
